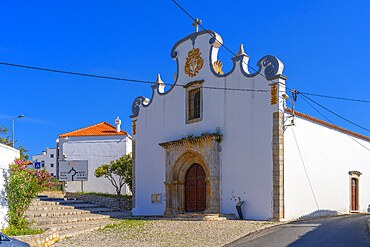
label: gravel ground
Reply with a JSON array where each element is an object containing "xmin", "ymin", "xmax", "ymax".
[{"xmin": 55, "ymin": 219, "xmax": 276, "ymax": 247}]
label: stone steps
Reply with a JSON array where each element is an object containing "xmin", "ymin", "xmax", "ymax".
[
  {"xmin": 29, "ymin": 213, "xmax": 111, "ymax": 226},
  {"xmin": 25, "ymin": 195, "xmax": 131, "ymax": 242},
  {"xmin": 57, "ymin": 221, "xmax": 113, "ymax": 240},
  {"xmin": 30, "ymin": 199, "xmax": 86, "ymax": 206},
  {"xmin": 39, "ymin": 219, "xmax": 114, "ymax": 232},
  {"xmin": 28, "ymin": 205, "xmax": 75, "ymax": 211},
  {"xmin": 26, "ymin": 207, "xmax": 117, "ymax": 218}
]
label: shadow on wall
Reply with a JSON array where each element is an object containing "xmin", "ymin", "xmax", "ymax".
[
  {"xmin": 298, "ymin": 209, "xmax": 339, "ymax": 220},
  {"xmin": 0, "ymin": 170, "xmax": 7, "ymax": 207}
]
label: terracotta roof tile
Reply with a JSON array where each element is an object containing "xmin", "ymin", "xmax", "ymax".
[
  {"xmin": 286, "ymin": 108, "xmax": 370, "ymax": 143},
  {"xmin": 59, "ymin": 122, "xmax": 127, "ymax": 138}
]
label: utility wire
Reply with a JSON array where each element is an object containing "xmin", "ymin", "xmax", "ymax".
[
  {"xmin": 172, "ymin": 0, "xmax": 370, "ymax": 105},
  {"xmin": 0, "ymin": 61, "xmax": 155, "ymax": 85},
  {"xmin": 298, "ymin": 91, "xmax": 370, "ymax": 103},
  {"xmin": 299, "ymin": 94, "xmax": 370, "ymax": 152},
  {"xmin": 291, "ymin": 127, "xmax": 320, "ymax": 210},
  {"xmin": 0, "ymin": 61, "xmax": 269, "ymax": 93},
  {"xmin": 171, "ymin": 0, "xmax": 370, "ymax": 104},
  {"xmin": 299, "ymin": 93, "xmax": 370, "ymax": 134}
]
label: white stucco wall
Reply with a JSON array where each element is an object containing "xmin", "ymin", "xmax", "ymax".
[
  {"xmin": 58, "ymin": 135, "xmax": 132, "ymax": 195},
  {"xmin": 32, "ymin": 147, "xmax": 57, "ymax": 176},
  {"xmin": 284, "ymin": 115, "xmax": 370, "ymax": 220},
  {"xmin": 0, "ymin": 143, "xmax": 20, "ymax": 227},
  {"xmin": 132, "ymin": 31, "xmax": 286, "ymax": 219}
]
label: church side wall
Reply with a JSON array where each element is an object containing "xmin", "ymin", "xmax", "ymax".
[{"xmin": 284, "ymin": 116, "xmax": 370, "ymax": 219}]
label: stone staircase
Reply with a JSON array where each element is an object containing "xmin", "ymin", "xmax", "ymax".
[{"xmin": 26, "ymin": 195, "xmax": 131, "ymax": 240}]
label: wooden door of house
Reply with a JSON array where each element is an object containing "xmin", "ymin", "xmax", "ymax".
[
  {"xmin": 351, "ymin": 178, "xmax": 358, "ymax": 211},
  {"xmin": 185, "ymin": 164, "xmax": 206, "ymax": 212}
]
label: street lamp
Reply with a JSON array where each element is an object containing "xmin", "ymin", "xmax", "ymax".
[{"xmin": 12, "ymin": 115, "xmax": 24, "ymax": 148}]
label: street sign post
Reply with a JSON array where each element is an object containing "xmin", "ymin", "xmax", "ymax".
[{"xmin": 58, "ymin": 160, "xmax": 88, "ymax": 181}]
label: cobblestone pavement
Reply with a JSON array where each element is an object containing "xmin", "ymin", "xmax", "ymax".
[{"xmin": 54, "ymin": 219, "xmax": 277, "ymax": 247}]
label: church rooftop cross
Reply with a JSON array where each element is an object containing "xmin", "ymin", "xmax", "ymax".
[{"xmin": 192, "ymin": 18, "xmax": 202, "ymax": 33}]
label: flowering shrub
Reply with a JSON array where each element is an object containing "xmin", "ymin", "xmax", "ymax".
[{"xmin": 4, "ymin": 159, "xmax": 59, "ymax": 229}]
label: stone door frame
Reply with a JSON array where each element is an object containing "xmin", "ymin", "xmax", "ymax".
[
  {"xmin": 159, "ymin": 135, "xmax": 221, "ymax": 215},
  {"xmin": 349, "ymin": 170, "xmax": 361, "ymax": 212}
]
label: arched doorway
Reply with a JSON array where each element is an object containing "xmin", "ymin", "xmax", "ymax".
[
  {"xmin": 185, "ymin": 163, "xmax": 206, "ymax": 212},
  {"xmin": 351, "ymin": 178, "xmax": 359, "ymax": 211}
]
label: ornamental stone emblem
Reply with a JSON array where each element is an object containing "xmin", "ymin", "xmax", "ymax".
[{"xmin": 184, "ymin": 48, "xmax": 203, "ymax": 78}]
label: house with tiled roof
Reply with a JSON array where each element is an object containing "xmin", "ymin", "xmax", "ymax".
[
  {"xmin": 57, "ymin": 117, "xmax": 132, "ymax": 195},
  {"xmin": 130, "ymin": 29, "xmax": 370, "ymax": 220}
]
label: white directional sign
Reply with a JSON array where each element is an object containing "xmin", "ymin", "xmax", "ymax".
[{"xmin": 59, "ymin": 160, "xmax": 88, "ymax": 181}]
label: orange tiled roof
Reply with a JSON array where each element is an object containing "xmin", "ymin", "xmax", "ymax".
[
  {"xmin": 59, "ymin": 122, "xmax": 127, "ymax": 138},
  {"xmin": 286, "ymin": 108, "xmax": 370, "ymax": 142}
]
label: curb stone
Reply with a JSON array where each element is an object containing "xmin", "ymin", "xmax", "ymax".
[{"xmin": 224, "ymin": 213, "xmax": 360, "ymax": 247}]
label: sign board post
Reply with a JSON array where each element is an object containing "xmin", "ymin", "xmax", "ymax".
[{"xmin": 58, "ymin": 160, "xmax": 88, "ymax": 182}]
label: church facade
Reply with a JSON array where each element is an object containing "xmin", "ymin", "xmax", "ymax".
[{"xmin": 130, "ymin": 30, "xmax": 370, "ymax": 220}]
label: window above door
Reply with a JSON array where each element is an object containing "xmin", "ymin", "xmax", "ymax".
[{"xmin": 184, "ymin": 80, "xmax": 204, "ymax": 124}]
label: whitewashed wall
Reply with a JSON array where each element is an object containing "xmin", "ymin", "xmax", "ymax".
[
  {"xmin": 284, "ymin": 115, "xmax": 370, "ymax": 219},
  {"xmin": 0, "ymin": 143, "xmax": 20, "ymax": 227},
  {"xmin": 32, "ymin": 148, "xmax": 57, "ymax": 176},
  {"xmin": 58, "ymin": 135, "xmax": 132, "ymax": 195},
  {"xmin": 132, "ymin": 31, "xmax": 286, "ymax": 219}
]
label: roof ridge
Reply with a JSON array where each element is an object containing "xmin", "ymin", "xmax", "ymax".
[
  {"xmin": 59, "ymin": 122, "xmax": 106, "ymax": 137},
  {"xmin": 59, "ymin": 121, "xmax": 128, "ymax": 138},
  {"xmin": 285, "ymin": 108, "xmax": 370, "ymax": 143}
]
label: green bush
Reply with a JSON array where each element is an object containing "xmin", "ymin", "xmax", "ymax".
[
  {"xmin": 4, "ymin": 159, "xmax": 59, "ymax": 229},
  {"xmin": 2, "ymin": 226, "xmax": 44, "ymax": 236},
  {"xmin": 95, "ymin": 153, "xmax": 132, "ymax": 195}
]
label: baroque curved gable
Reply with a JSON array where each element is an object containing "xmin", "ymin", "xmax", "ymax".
[{"xmin": 130, "ymin": 30, "xmax": 286, "ymax": 119}]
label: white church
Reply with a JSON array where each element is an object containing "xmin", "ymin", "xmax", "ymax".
[{"xmin": 129, "ymin": 28, "xmax": 370, "ymax": 220}]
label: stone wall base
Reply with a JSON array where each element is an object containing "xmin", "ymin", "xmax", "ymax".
[
  {"xmin": 14, "ymin": 228, "xmax": 59, "ymax": 247},
  {"xmin": 66, "ymin": 192, "xmax": 132, "ymax": 210}
]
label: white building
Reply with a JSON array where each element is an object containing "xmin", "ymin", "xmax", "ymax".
[
  {"xmin": 130, "ymin": 30, "xmax": 370, "ymax": 220},
  {"xmin": 0, "ymin": 143, "xmax": 20, "ymax": 226},
  {"xmin": 32, "ymin": 148, "xmax": 57, "ymax": 177},
  {"xmin": 57, "ymin": 118, "xmax": 132, "ymax": 195}
]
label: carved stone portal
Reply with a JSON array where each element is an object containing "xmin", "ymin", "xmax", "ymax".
[{"xmin": 159, "ymin": 134, "xmax": 221, "ymax": 215}]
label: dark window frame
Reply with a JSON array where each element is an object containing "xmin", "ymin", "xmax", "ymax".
[{"xmin": 184, "ymin": 80, "xmax": 204, "ymax": 124}]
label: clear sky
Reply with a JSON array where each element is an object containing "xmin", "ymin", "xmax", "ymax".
[{"xmin": 1, "ymin": 0, "xmax": 370, "ymax": 157}]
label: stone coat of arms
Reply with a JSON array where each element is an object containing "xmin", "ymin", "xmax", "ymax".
[{"xmin": 184, "ymin": 48, "xmax": 203, "ymax": 77}]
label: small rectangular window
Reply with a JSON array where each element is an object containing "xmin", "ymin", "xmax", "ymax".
[
  {"xmin": 50, "ymin": 163, "xmax": 54, "ymax": 168},
  {"xmin": 185, "ymin": 80, "xmax": 204, "ymax": 124},
  {"xmin": 50, "ymin": 154, "xmax": 54, "ymax": 158},
  {"xmin": 188, "ymin": 88, "xmax": 201, "ymax": 120},
  {"xmin": 50, "ymin": 173, "xmax": 54, "ymax": 177},
  {"xmin": 41, "ymin": 161, "xmax": 45, "ymax": 168}
]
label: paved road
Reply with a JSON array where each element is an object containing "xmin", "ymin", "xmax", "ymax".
[{"xmin": 227, "ymin": 215, "xmax": 370, "ymax": 247}]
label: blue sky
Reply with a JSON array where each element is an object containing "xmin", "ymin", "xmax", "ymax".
[{"xmin": 1, "ymin": 0, "xmax": 370, "ymax": 157}]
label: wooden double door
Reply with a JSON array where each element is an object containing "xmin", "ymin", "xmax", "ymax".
[{"xmin": 185, "ymin": 163, "xmax": 206, "ymax": 212}]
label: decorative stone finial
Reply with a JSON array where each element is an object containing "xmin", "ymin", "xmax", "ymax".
[
  {"xmin": 156, "ymin": 73, "xmax": 164, "ymax": 84},
  {"xmin": 155, "ymin": 73, "xmax": 165, "ymax": 93},
  {"xmin": 236, "ymin": 44, "xmax": 247, "ymax": 56}
]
